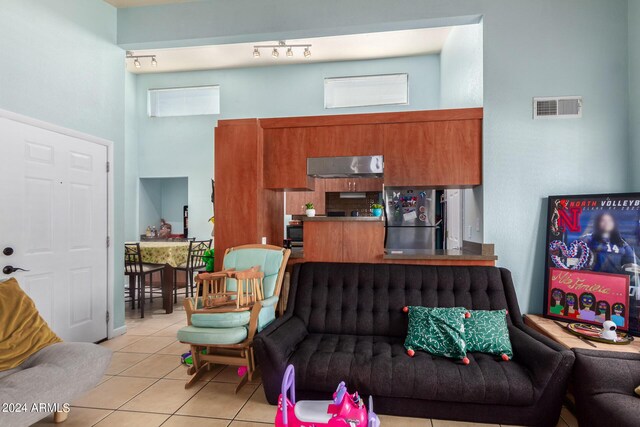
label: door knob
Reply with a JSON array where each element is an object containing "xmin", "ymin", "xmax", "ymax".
[
  {"xmin": 2, "ymin": 247, "xmax": 13, "ymax": 256},
  {"xmin": 2, "ymin": 265, "xmax": 29, "ymax": 275}
]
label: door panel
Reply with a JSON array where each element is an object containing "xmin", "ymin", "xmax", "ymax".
[
  {"xmin": 0, "ymin": 117, "xmax": 108, "ymax": 342},
  {"xmin": 343, "ymin": 222, "xmax": 384, "ymax": 262},
  {"xmin": 303, "ymin": 222, "xmax": 343, "ymax": 262}
]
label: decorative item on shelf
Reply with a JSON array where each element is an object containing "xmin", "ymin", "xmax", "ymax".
[
  {"xmin": 159, "ymin": 218, "xmax": 172, "ymax": 238},
  {"xmin": 305, "ymin": 202, "xmax": 316, "ymax": 218},
  {"xmin": 600, "ymin": 320, "xmax": 618, "ymax": 341},
  {"xmin": 565, "ymin": 322, "xmax": 635, "ymax": 345},
  {"xmin": 371, "ymin": 203, "xmax": 383, "ymax": 217},
  {"xmin": 201, "ymin": 249, "xmax": 215, "ymax": 272}
]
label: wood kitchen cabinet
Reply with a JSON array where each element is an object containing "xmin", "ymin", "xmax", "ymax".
[
  {"xmin": 342, "ymin": 222, "xmax": 385, "ymax": 262},
  {"xmin": 303, "ymin": 221, "xmax": 344, "ymax": 262},
  {"xmin": 263, "ymin": 127, "xmax": 314, "ymax": 190},
  {"xmin": 324, "ymin": 178, "xmax": 383, "ymax": 192},
  {"xmin": 383, "ymin": 119, "xmax": 482, "ymax": 187},
  {"xmin": 303, "ymin": 221, "xmax": 384, "ymax": 262},
  {"xmin": 305, "ymin": 124, "xmax": 383, "ymax": 157},
  {"xmin": 286, "ymin": 179, "xmax": 325, "ymax": 215}
]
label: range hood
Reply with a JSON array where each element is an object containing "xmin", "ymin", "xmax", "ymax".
[{"xmin": 307, "ymin": 155, "xmax": 384, "ymax": 178}]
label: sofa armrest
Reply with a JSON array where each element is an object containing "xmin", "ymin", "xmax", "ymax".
[
  {"xmin": 254, "ymin": 314, "xmax": 308, "ymax": 404},
  {"xmin": 508, "ymin": 325, "xmax": 575, "ymax": 397}
]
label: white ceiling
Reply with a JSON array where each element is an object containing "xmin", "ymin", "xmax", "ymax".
[
  {"xmin": 104, "ymin": 0, "xmax": 195, "ymax": 8},
  {"xmin": 126, "ymin": 27, "xmax": 452, "ymax": 74}
]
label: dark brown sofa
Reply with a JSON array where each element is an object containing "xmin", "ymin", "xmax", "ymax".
[
  {"xmin": 254, "ymin": 263, "xmax": 575, "ymax": 426},
  {"xmin": 573, "ymin": 348, "xmax": 640, "ymax": 427}
]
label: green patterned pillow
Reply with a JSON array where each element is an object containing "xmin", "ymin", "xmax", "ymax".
[
  {"xmin": 465, "ymin": 309, "xmax": 513, "ymax": 359},
  {"xmin": 404, "ymin": 306, "xmax": 469, "ymax": 363}
]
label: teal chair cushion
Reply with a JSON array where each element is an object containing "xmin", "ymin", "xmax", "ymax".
[
  {"xmin": 223, "ymin": 248, "xmax": 284, "ymax": 297},
  {"xmin": 177, "ymin": 325, "xmax": 247, "ymax": 345},
  {"xmin": 258, "ymin": 296, "xmax": 279, "ymax": 332},
  {"xmin": 191, "ymin": 311, "xmax": 251, "ymax": 328}
]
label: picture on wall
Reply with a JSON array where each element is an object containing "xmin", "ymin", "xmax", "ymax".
[
  {"xmin": 547, "ymin": 268, "xmax": 629, "ymax": 328},
  {"xmin": 544, "ymin": 193, "xmax": 640, "ymax": 335}
]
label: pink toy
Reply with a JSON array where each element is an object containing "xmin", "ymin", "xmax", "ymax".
[{"xmin": 275, "ymin": 365, "xmax": 380, "ymax": 427}]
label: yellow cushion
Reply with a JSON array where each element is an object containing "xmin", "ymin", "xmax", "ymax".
[
  {"xmin": 0, "ymin": 278, "xmax": 61, "ymax": 371},
  {"xmin": 636, "ymin": 385, "xmax": 640, "ymax": 397}
]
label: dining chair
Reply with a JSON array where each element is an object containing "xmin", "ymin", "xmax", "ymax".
[
  {"xmin": 124, "ymin": 243, "xmax": 165, "ymax": 318},
  {"xmin": 173, "ymin": 239, "xmax": 212, "ymax": 302}
]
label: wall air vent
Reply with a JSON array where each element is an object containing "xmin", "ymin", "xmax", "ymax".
[{"xmin": 533, "ymin": 96, "xmax": 582, "ymax": 119}]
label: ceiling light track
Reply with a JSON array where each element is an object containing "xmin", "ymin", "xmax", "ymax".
[
  {"xmin": 126, "ymin": 51, "xmax": 158, "ymax": 68},
  {"xmin": 252, "ymin": 41, "xmax": 311, "ymax": 59}
]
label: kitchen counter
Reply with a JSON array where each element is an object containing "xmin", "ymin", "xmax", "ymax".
[
  {"xmin": 383, "ymin": 248, "xmax": 498, "ymax": 261},
  {"xmin": 299, "ymin": 216, "xmax": 383, "ymax": 222}
]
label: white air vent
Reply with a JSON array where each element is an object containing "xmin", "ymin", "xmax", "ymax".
[{"xmin": 533, "ymin": 96, "xmax": 582, "ymax": 119}]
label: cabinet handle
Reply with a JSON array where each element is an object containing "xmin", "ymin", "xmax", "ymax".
[
  {"xmin": 352, "ymin": 181, "xmax": 356, "ymax": 191},
  {"xmin": 348, "ymin": 181, "xmax": 352, "ymax": 191}
]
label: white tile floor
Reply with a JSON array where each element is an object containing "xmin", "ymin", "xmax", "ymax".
[{"xmin": 33, "ymin": 297, "xmax": 579, "ymax": 427}]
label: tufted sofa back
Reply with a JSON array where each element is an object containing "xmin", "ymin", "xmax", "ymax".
[{"xmin": 290, "ymin": 263, "xmax": 523, "ymax": 337}]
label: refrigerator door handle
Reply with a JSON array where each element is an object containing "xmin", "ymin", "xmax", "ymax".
[{"xmin": 383, "ymin": 184, "xmax": 388, "ymax": 248}]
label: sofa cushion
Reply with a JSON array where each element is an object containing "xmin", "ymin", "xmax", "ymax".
[
  {"xmin": 292, "ymin": 264, "xmax": 517, "ymax": 337},
  {"xmin": 465, "ymin": 309, "xmax": 513, "ymax": 358},
  {"xmin": 177, "ymin": 325, "xmax": 247, "ymax": 345},
  {"xmin": 289, "ymin": 333, "xmax": 534, "ymax": 406},
  {"xmin": 404, "ymin": 306, "xmax": 468, "ymax": 359}
]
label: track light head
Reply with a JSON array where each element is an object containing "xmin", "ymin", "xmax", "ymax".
[
  {"xmin": 151, "ymin": 57, "xmax": 157, "ymax": 67},
  {"xmin": 253, "ymin": 48, "xmax": 260, "ymax": 58},
  {"xmin": 272, "ymin": 48, "xmax": 279, "ymax": 58},
  {"xmin": 304, "ymin": 47, "xmax": 311, "ymax": 58},
  {"xmin": 134, "ymin": 58, "xmax": 141, "ymax": 68},
  {"xmin": 286, "ymin": 47, "xmax": 293, "ymax": 57}
]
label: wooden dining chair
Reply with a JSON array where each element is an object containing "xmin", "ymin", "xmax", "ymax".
[
  {"xmin": 173, "ymin": 239, "xmax": 212, "ymax": 302},
  {"xmin": 124, "ymin": 243, "xmax": 165, "ymax": 318}
]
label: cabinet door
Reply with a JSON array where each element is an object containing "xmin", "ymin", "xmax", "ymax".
[
  {"xmin": 351, "ymin": 178, "xmax": 383, "ymax": 192},
  {"xmin": 306, "ymin": 124, "xmax": 383, "ymax": 158},
  {"xmin": 324, "ymin": 178, "xmax": 352, "ymax": 192},
  {"xmin": 303, "ymin": 222, "xmax": 343, "ymax": 262},
  {"xmin": 383, "ymin": 120, "xmax": 482, "ymax": 187},
  {"xmin": 286, "ymin": 179, "xmax": 325, "ymax": 215},
  {"xmin": 263, "ymin": 128, "xmax": 314, "ymax": 190},
  {"xmin": 342, "ymin": 222, "xmax": 385, "ymax": 263}
]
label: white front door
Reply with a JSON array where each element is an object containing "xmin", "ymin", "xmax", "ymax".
[
  {"xmin": 445, "ymin": 189, "xmax": 463, "ymax": 250},
  {"xmin": 0, "ymin": 117, "xmax": 108, "ymax": 342}
]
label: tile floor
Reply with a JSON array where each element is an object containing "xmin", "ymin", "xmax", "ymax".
[{"xmin": 34, "ymin": 297, "xmax": 579, "ymax": 427}]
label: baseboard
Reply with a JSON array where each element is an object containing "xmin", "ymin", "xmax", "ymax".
[{"xmin": 111, "ymin": 325, "xmax": 127, "ymax": 338}]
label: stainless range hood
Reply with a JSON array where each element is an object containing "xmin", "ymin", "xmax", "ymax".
[{"xmin": 307, "ymin": 155, "xmax": 384, "ymax": 178}]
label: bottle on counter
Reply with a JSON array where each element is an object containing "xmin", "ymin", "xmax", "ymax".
[
  {"xmin": 145, "ymin": 226, "xmax": 152, "ymax": 237},
  {"xmin": 151, "ymin": 226, "xmax": 157, "ymax": 237}
]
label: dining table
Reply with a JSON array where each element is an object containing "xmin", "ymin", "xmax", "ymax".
[{"xmin": 129, "ymin": 241, "xmax": 191, "ymax": 314}]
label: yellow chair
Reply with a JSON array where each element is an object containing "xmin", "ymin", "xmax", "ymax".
[{"xmin": 177, "ymin": 244, "xmax": 290, "ymax": 391}]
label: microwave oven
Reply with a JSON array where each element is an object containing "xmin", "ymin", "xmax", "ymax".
[{"xmin": 286, "ymin": 225, "xmax": 303, "ymax": 247}]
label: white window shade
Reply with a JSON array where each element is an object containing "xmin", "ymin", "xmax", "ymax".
[
  {"xmin": 148, "ymin": 86, "xmax": 220, "ymax": 118},
  {"xmin": 324, "ymin": 74, "xmax": 408, "ymax": 109}
]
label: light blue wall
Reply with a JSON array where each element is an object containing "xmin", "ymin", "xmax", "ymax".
[
  {"xmin": 630, "ymin": 0, "xmax": 640, "ymax": 190},
  {"xmin": 440, "ymin": 23, "xmax": 484, "ymax": 244},
  {"xmin": 161, "ymin": 178, "xmax": 189, "ymax": 234},
  {"xmin": 125, "ymin": 72, "xmax": 139, "ymax": 242},
  {"xmin": 122, "ymin": 0, "xmax": 630, "ymax": 314},
  {"xmin": 0, "ymin": 0, "xmax": 127, "ymax": 330},
  {"xmin": 138, "ymin": 177, "xmax": 189, "ymax": 235},
  {"xmin": 139, "ymin": 178, "xmax": 163, "ymax": 234},
  {"xmin": 135, "ymin": 54, "xmax": 441, "ymax": 240}
]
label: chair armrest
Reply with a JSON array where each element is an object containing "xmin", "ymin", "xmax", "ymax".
[
  {"xmin": 253, "ymin": 314, "xmax": 308, "ymax": 404},
  {"xmin": 508, "ymin": 325, "xmax": 575, "ymax": 397}
]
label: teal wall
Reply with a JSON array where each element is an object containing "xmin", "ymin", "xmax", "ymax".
[
  {"xmin": 138, "ymin": 177, "xmax": 188, "ymax": 235},
  {"xmin": 0, "ymin": 0, "xmax": 127, "ymax": 330},
  {"xmin": 134, "ymin": 54, "xmax": 441, "ymax": 241},
  {"xmin": 631, "ymin": 0, "xmax": 640, "ymax": 190},
  {"xmin": 121, "ymin": 0, "xmax": 630, "ymax": 313}
]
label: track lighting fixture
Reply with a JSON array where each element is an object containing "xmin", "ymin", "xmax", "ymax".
[
  {"xmin": 126, "ymin": 51, "xmax": 158, "ymax": 69},
  {"xmin": 252, "ymin": 41, "xmax": 312, "ymax": 59}
]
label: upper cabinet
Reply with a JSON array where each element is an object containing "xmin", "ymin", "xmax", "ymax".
[
  {"xmin": 324, "ymin": 177, "xmax": 383, "ymax": 193},
  {"xmin": 382, "ymin": 119, "xmax": 482, "ymax": 187},
  {"xmin": 263, "ymin": 128, "xmax": 314, "ymax": 190},
  {"xmin": 305, "ymin": 124, "xmax": 383, "ymax": 157}
]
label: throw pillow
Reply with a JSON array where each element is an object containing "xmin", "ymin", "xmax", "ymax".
[
  {"xmin": 404, "ymin": 306, "xmax": 469, "ymax": 363},
  {"xmin": 465, "ymin": 309, "xmax": 513, "ymax": 359},
  {"xmin": 0, "ymin": 278, "xmax": 61, "ymax": 371},
  {"xmin": 635, "ymin": 385, "xmax": 640, "ymax": 397}
]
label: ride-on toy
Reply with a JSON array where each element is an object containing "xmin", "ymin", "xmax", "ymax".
[{"xmin": 275, "ymin": 364, "xmax": 380, "ymax": 427}]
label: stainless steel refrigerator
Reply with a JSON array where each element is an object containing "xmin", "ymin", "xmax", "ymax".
[{"xmin": 384, "ymin": 187, "xmax": 438, "ymax": 251}]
